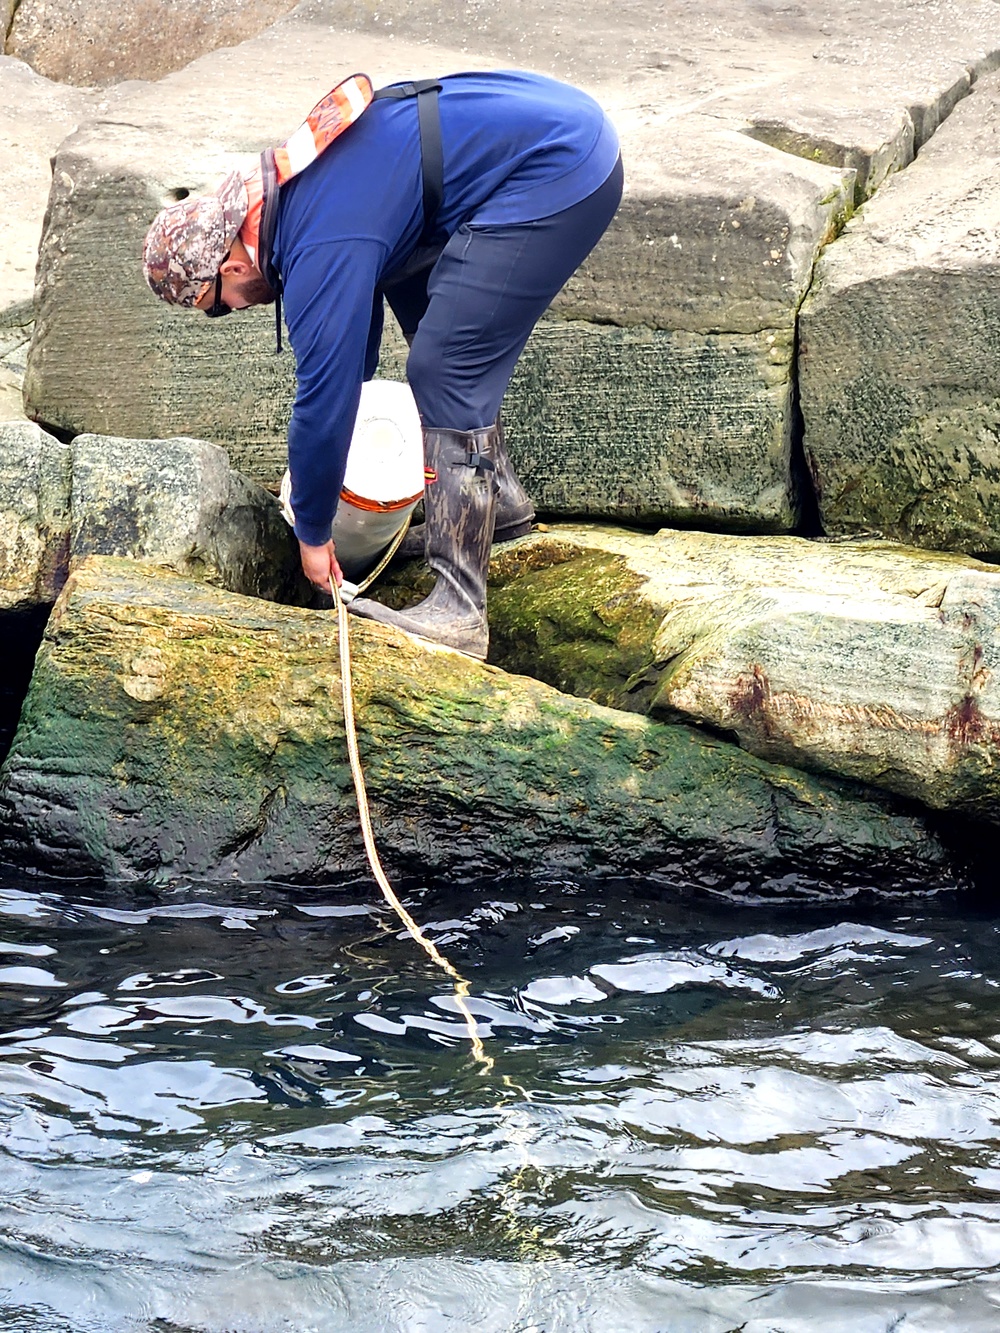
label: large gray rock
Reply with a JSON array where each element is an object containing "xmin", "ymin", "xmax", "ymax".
[
  {"xmin": 799, "ymin": 71, "xmax": 1000, "ymax": 556},
  {"xmin": 0, "ymin": 422, "xmax": 310, "ymax": 609},
  {"xmin": 23, "ymin": 1, "xmax": 1000, "ymax": 532},
  {"xmin": 465, "ymin": 525, "xmax": 1000, "ymax": 823},
  {"xmin": 0, "ymin": 57, "xmax": 102, "ymax": 324},
  {"xmin": 0, "ymin": 421, "xmax": 71, "ymax": 612},
  {"xmin": 70, "ymin": 433, "xmax": 310, "ymax": 605},
  {"xmin": 6, "ymin": 0, "xmax": 300, "ymax": 85},
  {"xmin": 0, "ymin": 554, "xmax": 966, "ymax": 893}
]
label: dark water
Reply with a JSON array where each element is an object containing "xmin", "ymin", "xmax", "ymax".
[{"xmin": 2, "ymin": 870, "xmax": 1000, "ymax": 1331}]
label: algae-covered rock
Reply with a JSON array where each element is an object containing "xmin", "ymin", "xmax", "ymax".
[
  {"xmin": 0, "ymin": 556, "xmax": 962, "ymax": 893},
  {"xmin": 461, "ymin": 525, "xmax": 1000, "ymax": 823}
]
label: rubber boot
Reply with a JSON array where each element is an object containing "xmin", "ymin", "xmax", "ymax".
[
  {"xmin": 350, "ymin": 425, "xmax": 498, "ymax": 659},
  {"xmin": 395, "ymin": 417, "xmax": 533, "ymax": 561}
]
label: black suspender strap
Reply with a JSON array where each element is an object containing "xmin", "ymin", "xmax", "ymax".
[
  {"xmin": 372, "ymin": 79, "xmax": 444, "ymax": 242},
  {"xmin": 415, "ymin": 85, "xmax": 444, "ymax": 239},
  {"xmin": 256, "ymin": 147, "xmax": 284, "ymax": 352},
  {"xmin": 260, "ymin": 77, "xmax": 445, "ymax": 352}
]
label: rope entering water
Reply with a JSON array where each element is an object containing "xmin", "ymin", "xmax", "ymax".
[
  {"xmin": 334, "ymin": 586, "xmax": 493, "ymax": 1073},
  {"xmin": 333, "ymin": 557, "xmax": 551, "ymax": 1251}
]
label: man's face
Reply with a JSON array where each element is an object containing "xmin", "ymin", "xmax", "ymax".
[{"xmin": 194, "ymin": 240, "xmax": 275, "ymax": 314}]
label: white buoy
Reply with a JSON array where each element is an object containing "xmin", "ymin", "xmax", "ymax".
[{"xmin": 279, "ymin": 380, "xmax": 424, "ymax": 579}]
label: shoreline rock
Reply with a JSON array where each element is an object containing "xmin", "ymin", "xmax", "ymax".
[
  {"xmin": 0, "ymin": 556, "xmax": 966, "ymax": 895},
  {"xmin": 377, "ymin": 524, "xmax": 1000, "ymax": 824},
  {"xmin": 20, "ymin": 1, "xmax": 1000, "ymax": 535},
  {"xmin": 800, "ymin": 70, "xmax": 1000, "ymax": 557},
  {"xmin": 0, "ymin": 421, "xmax": 312, "ymax": 613}
]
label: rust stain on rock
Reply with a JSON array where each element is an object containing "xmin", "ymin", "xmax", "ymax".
[
  {"xmin": 944, "ymin": 693, "xmax": 987, "ymax": 749},
  {"xmin": 729, "ymin": 664, "xmax": 775, "ymax": 735},
  {"xmin": 944, "ymin": 644, "xmax": 998, "ymax": 752}
]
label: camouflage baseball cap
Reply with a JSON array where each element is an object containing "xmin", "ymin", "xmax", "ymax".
[{"xmin": 142, "ymin": 169, "xmax": 249, "ymax": 307}]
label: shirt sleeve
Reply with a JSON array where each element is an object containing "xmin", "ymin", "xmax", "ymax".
[{"xmin": 282, "ymin": 237, "xmax": 388, "ymax": 547}]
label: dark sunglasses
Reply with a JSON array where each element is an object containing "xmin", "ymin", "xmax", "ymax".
[
  {"xmin": 204, "ymin": 249, "xmax": 234, "ymax": 315},
  {"xmin": 204, "ymin": 269, "xmax": 232, "ymax": 319}
]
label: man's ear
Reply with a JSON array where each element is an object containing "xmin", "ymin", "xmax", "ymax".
[{"xmin": 220, "ymin": 254, "xmax": 254, "ymax": 278}]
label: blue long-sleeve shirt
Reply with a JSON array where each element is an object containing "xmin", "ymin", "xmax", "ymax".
[{"xmin": 273, "ymin": 69, "xmax": 620, "ymax": 547}]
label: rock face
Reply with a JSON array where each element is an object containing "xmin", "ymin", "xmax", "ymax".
[
  {"xmin": 799, "ymin": 71, "xmax": 1000, "ymax": 556},
  {"xmin": 0, "ymin": 555, "xmax": 965, "ymax": 893},
  {"xmin": 0, "ymin": 56, "xmax": 101, "ymax": 325},
  {"xmin": 444, "ymin": 525, "xmax": 1000, "ymax": 823},
  {"xmin": 0, "ymin": 421, "xmax": 72, "ymax": 612},
  {"xmin": 0, "ymin": 421, "xmax": 310, "ymax": 611},
  {"xmin": 22, "ymin": 1, "xmax": 1000, "ymax": 531},
  {"xmin": 5, "ymin": 0, "xmax": 300, "ymax": 86},
  {"xmin": 69, "ymin": 433, "xmax": 311, "ymax": 605}
]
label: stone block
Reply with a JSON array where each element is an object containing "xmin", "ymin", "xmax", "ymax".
[
  {"xmin": 475, "ymin": 525, "xmax": 1000, "ymax": 823},
  {"xmin": 70, "ymin": 433, "xmax": 311, "ymax": 605},
  {"xmin": 6, "ymin": 0, "xmax": 300, "ymax": 85},
  {"xmin": 0, "ymin": 420, "xmax": 71, "ymax": 612},
  {"xmin": 20, "ymin": 2, "xmax": 1000, "ymax": 535},
  {"xmin": 799, "ymin": 71, "xmax": 1000, "ymax": 556}
]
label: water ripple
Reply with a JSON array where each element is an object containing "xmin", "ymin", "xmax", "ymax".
[{"xmin": 0, "ymin": 878, "xmax": 998, "ymax": 1328}]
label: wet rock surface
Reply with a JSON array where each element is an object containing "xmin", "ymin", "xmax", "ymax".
[{"xmin": 0, "ymin": 556, "xmax": 966, "ymax": 892}]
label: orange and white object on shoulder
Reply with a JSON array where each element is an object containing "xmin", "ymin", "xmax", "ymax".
[
  {"xmin": 142, "ymin": 73, "xmax": 375, "ymax": 305},
  {"xmin": 272, "ymin": 72, "xmax": 375, "ymax": 184}
]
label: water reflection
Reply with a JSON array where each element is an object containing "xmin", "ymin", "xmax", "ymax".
[{"xmin": 1, "ymin": 874, "xmax": 1000, "ymax": 1329}]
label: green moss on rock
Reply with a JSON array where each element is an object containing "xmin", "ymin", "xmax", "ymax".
[{"xmin": 0, "ymin": 556, "xmax": 961, "ymax": 894}]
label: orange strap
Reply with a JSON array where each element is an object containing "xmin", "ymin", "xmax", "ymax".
[
  {"xmin": 340, "ymin": 485, "xmax": 424, "ymax": 514},
  {"xmin": 273, "ymin": 73, "xmax": 375, "ymax": 185}
]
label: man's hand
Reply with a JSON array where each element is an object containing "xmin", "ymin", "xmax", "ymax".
[{"xmin": 299, "ymin": 538, "xmax": 344, "ymax": 593}]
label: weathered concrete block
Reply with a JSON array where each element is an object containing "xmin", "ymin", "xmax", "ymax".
[
  {"xmin": 6, "ymin": 0, "xmax": 299, "ymax": 86},
  {"xmin": 0, "ymin": 555, "xmax": 965, "ymax": 893},
  {"xmin": 470, "ymin": 525, "xmax": 1000, "ymax": 823},
  {"xmin": 799, "ymin": 70, "xmax": 1000, "ymax": 556}
]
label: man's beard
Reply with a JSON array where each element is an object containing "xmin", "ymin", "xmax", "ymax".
[{"xmin": 233, "ymin": 273, "xmax": 277, "ymax": 307}]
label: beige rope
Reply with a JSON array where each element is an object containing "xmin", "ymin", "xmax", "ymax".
[{"xmin": 334, "ymin": 584, "xmax": 493, "ymax": 1073}]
